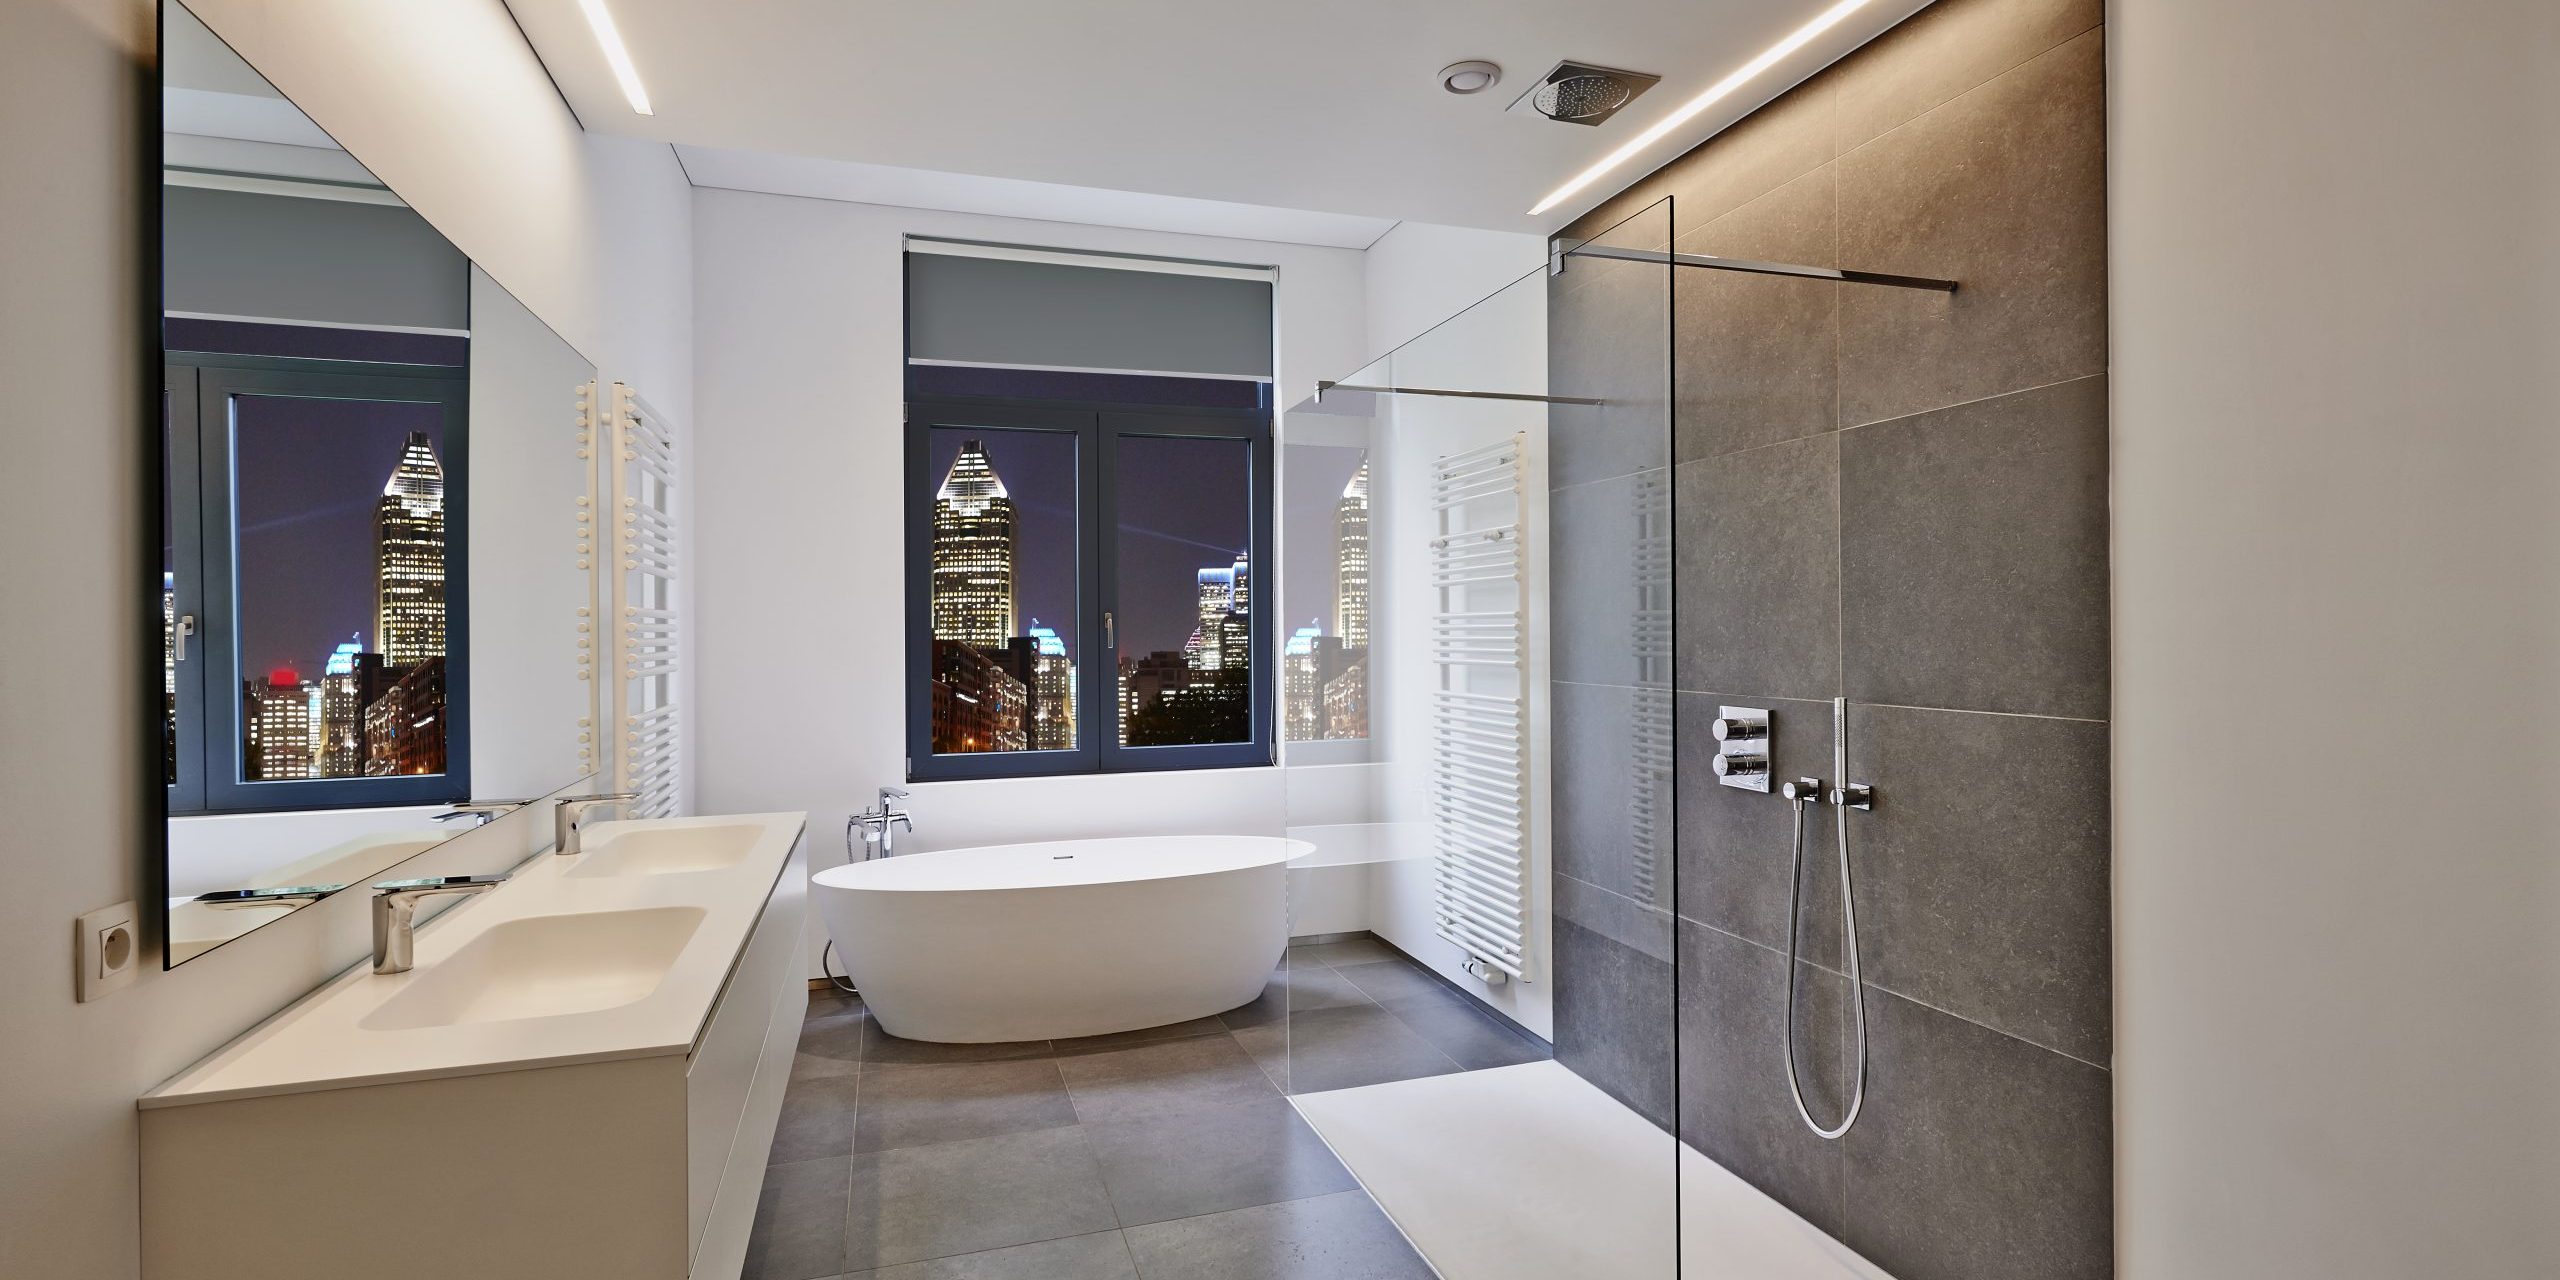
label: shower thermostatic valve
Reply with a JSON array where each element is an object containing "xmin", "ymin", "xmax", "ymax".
[{"xmin": 1712, "ymin": 705, "xmax": 1772, "ymax": 793}]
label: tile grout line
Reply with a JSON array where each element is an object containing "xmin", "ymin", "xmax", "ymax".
[{"xmin": 1686, "ymin": 917, "xmax": 2110, "ymax": 1071}]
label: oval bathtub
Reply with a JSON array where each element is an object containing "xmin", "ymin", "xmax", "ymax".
[{"xmin": 812, "ymin": 835, "xmax": 1305, "ymax": 1043}]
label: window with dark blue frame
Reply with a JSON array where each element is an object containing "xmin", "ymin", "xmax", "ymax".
[
  {"xmin": 165, "ymin": 339, "xmax": 471, "ymax": 814},
  {"xmin": 905, "ymin": 373, "xmax": 1275, "ymax": 781}
]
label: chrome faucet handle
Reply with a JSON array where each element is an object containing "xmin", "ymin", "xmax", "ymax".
[
  {"xmin": 878, "ymin": 786, "xmax": 910, "ymax": 806},
  {"xmin": 370, "ymin": 874, "xmax": 509, "ymax": 974},
  {"xmin": 553, "ymin": 791, "xmax": 641, "ymax": 855}
]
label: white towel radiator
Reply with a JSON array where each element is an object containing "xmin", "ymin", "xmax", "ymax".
[{"xmin": 1428, "ymin": 434, "xmax": 1530, "ymax": 984}]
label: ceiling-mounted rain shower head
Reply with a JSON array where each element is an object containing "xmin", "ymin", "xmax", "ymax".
[{"xmin": 1509, "ymin": 60, "xmax": 1661, "ymax": 126}]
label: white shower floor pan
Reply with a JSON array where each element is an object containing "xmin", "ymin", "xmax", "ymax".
[{"xmin": 1291, "ymin": 1060, "xmax": 1894, "ymax": 1280}]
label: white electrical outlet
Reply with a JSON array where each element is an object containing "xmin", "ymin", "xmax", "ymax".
[{"xmin": 76, "ymin": 901, "xmax": 140, "ymax": 1002}]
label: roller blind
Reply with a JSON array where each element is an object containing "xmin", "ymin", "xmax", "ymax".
[
  {"xmin": 163, "ymin": 184, "xmax": 468, "ymax": 331},
  {"xmin": 906, "ymin": 243, "xmax": 1274, "ymax": 379}
]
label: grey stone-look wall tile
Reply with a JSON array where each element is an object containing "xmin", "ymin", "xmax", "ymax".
[
  {"xmin": 1549, "ymin": 255, "xmax": 1673, "ymax": 491},
  {"xmin": 1553, "ymin": 916, "xmax": 1676, "ymax": 1131},
  {"xmin": 1836, "ymin": 29, "xmax": 2107, "ymax": 428},
  {"xmin": 1675, "ymin": 693, "xmax": 1842, "ymax": 965},
  {"xmin": 1554, "ymin": 873, "xmax": 1673, "ymax": 961},
  {"xmin": 1840, "ymin": 375, "xmax": 2108, "ymax": 719},
  {"xmin": 1677, "ymin": 920, "xmax": 1850, "ymax": 1235},
  {"xmin": 1847, "ymin": 703, "xmax": 2111, "ymax": 1062},
  {"xmin": 1674, "ymin": 435, "xmax": 1841, "ymax": 703},
  {"xmin": 1550, "ymin": 471, "xmax": 1649, "ymax": 687},
  {"xmin": 1564, "ymin": 79, "xmax": 1837, "ymax": 242},
  {"xmin": 1552, "ymin": 680, "xmax": 1641, "ymax": 900},
  {"xmin": 1843, "ymin": 991, "xmax": 2112, "ymax": 1280},
  {"xmin": 1674, "ymin": 166, "xmax": 1840, "ymax": 463},
  {"xmin": 1834, "ymin": 0, "xmax": 2106, "ymax": 150}
]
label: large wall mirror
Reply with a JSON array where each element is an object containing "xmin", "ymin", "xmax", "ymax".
[{"xmin": 160, "ymin": 0, "xmax": 599, "ymax": 965}]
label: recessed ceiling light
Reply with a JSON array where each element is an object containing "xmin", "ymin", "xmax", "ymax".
[
  {"xmin": 578, "ymin": 0, "xmax": 654, "ymax": 116},
  {"xmin": 1528, "ymin": 0, "xmax": 1877, "ymax": 216},
  {"xmin": 1440, "ymin": 60, "xmax": 1503, "ymax": 95}
]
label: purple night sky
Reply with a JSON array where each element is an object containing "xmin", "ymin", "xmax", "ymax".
[
  {"xmin": 230, "ymin": 394, "xmax": 446, "ymax": 680},
  {"xmin": 931, "ymin": 428, "xmax": 1253, "ymax": 663}
]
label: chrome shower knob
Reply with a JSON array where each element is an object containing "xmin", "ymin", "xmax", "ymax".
[
  {"xmin": 1711, "ymin": 753, "xmax": 1768, "ymax": 778},
  {"xmin": 1829, "ymin": 782, "xmax": 1874, "ymax": 810},
  {"xmin": 1782, "ymin": 777, "xmax": 1823, "ymax": 803},
  {"xmin": 1709, "ymin": 716, "xmax": 1767, "ymax": 742}
]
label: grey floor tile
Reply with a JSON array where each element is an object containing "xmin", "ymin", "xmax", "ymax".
[
  {"xmin": 1238, "ymin": 1002, "xmax": 1461, "ymax": 1094},
  {"xmin": 861, "ymin": 1019, "xmax": 1052, "ymax": 1069},
  {"xmin": 1329, "ymin": 959, "xmax": 1449, "ymax": 1004},
  {"xmin": 1289, "ymin": 936, "xmax": 1399, "ymax": 968},
  {"xmin": 848, "ymin": 1230, "xmax": 1138, "ymax": 1280},
  {"xmin": 1053, "ymin": 1015, "xmax": 1232, "ymax": 1057},
  {"xmin": 1055, "ymin": 1034, "xmax": 1279, "ymax": 1124},
  {"xmin": 770, "ymin": 1073, "xmax": 860, "ymax": 1165},
  {"xmin": 1377, "ymin": 990, "xmax": 1550, "ymax": 1071},
  {"xmin": 799, "ymin": 1009, "xmax": 869, "ymax": 1075},
  {"xmin": 1839, "ymin": 375, "xmax": 2110, "ymax": 720},
  {"xmin": 1847, "ymin": 701, "xmax": 2111, "ymax": 1063},
  {"xmin": 1083, "ymin": 1097, "xmax": 1358, "ymax": 1227},
  {"xmin": 1217, "ymin": 962, "xmax": 1372, "ymax": 1030},
  {"xmin": 1121, "ymin": 1189, "xmax": 1437, "ymax": 1280},
  {"xmin": 853, "ymin": 1059, "xmax": 1079, "ymax": 1154},
  {"xmin": 744, "ymin": 1156, "xmax": 850, "ymax": 1280},
  {"xmin": 1842, "ymin": 990, "xmax": 2111, "ymax": 1280},
  {"xmin": 844, "ymin": 1127, "xmax": 1118, "ymax": 1271},
  {"xmin": 807, "ymin": 990, "xmax": 866, "ymax": 1022}
]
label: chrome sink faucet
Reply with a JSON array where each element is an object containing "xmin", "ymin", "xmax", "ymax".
[
  {"xmin": 371, "ymin": 874, "xmax": 508, "ymax": 974},
  {"xmin": 554, "ymin": 792, "xmax": 640, "ymax": 855},
  {"xmin": 852, "ymin": 787, "xmax": 913, "ymax": 859},
  {"xmin": 433, "ymin": 800, "xmax": 529, "ymax": 829}
]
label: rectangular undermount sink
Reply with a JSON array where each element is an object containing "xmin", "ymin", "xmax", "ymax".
[
  {"xmin": 564, "ymin": 822, "xmax": 765, "ymax": 878},
  {"xmin": 361, "ymin": 906, "xmax": 705, "ymax": 1031}
]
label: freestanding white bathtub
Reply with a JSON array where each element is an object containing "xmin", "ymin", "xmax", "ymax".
[{"xmin": 811, "ymin": 834, "xmax": 1305, "ymax": 1043}]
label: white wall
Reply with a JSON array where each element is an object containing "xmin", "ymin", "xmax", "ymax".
[
  {"xmin": 2112, "ymin": 1, "xmax": 2560, "ymax": 1276},
  {"xmin": 0, "ymin": 2, "xmax": 692, "ymax": 1276},
  {"xmin": 690, "ymin": 188, "xmax": 1367, "ymax": 972}
]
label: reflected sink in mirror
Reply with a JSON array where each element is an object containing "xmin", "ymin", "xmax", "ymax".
[
  {"xmin": 360, "ymin": 906, "xmax": 704, "ymax": 1031},
  {"xmin": 563, "ymin": 823, "xmax": 764, "ymax": 878}
]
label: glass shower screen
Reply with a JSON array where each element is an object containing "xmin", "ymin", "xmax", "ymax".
[{"xmin": 1271, "ymin": 199, "xmax": 1678, "ymax": 1277}]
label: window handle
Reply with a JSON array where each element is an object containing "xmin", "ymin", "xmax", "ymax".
[
  {"xmin": 174, "ymin": 613, "xmax": 196, "ymax": 663},
  {"xmin": 1103, "ymin": 611, "xmax": 1115, "ymax": 651}
]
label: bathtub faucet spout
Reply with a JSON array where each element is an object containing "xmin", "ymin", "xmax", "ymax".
[{"xmin": 853, "ymin": 786, "xmax": 914, "ymax": 859}]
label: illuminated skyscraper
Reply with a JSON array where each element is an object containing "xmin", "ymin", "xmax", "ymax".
[
  {"xmin": 931, "ymin": 439, "xmax": 1017, "ymax": 645},
  {"xmin": 1190, "ymin": 551, "xmax": 1252, "ymax": 673},
  {"xmin": 1024, "ymin": 619, "xmax": 1077, "ymax": 752},
  {"xmin": 248, "ymin": 669, "xmax": 314, "ymax": 780},
  {"xmin": 375, "ymin": 431, "xmax": 446, "ymax": 667},
  {"xmin": 1334, "ymin": 459, "xmax": 1369, "ymax": 647},
  {"xmin": 319, "ymin": 637, "xmax": 367, "ymax": 778},
  {"xmin": 1283, "ymin": 621, "xmax": 1323, "ymax": 742}
]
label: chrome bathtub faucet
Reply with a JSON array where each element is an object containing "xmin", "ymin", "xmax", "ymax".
[{"xmin": 853, "ymin": 786, "xmax": 913, "ymax": 858}]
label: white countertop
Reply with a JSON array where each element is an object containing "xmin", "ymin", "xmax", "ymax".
[{"xmin": 141, "ymin": 811, "xmax": 806, "ymax": 1110}]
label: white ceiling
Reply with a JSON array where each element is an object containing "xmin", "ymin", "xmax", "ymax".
[{"xmin": 506, "ymin": 0, "xmax": 1933, "ymax": 239}]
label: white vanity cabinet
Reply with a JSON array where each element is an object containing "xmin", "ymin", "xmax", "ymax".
[{"xmin": 139, "ymin": 814, "xmax": 809, "ymax": 1280}]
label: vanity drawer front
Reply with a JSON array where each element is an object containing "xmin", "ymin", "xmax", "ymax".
[{"xmin": 685, "ymin": 837, "xmax": 807, "ymax": 1259}]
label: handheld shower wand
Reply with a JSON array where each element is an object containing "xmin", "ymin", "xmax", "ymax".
[{"xmin": 1781, "ymin": 697, "xmax": 1874, "ymax": 1140}]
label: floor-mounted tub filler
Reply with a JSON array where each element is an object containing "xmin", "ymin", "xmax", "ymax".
[{"xmin": 813, "ymin": 834, "xmax": 1305, "ymax": 1043}]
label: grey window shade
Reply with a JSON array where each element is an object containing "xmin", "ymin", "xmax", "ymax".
[
  {"xmin": 906, "ymin": 251, "xmax": 1273, "ymax": 379},
  {"xmin": 163, "ymin": 184, "xmax": 468, "ymax": 331}
]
